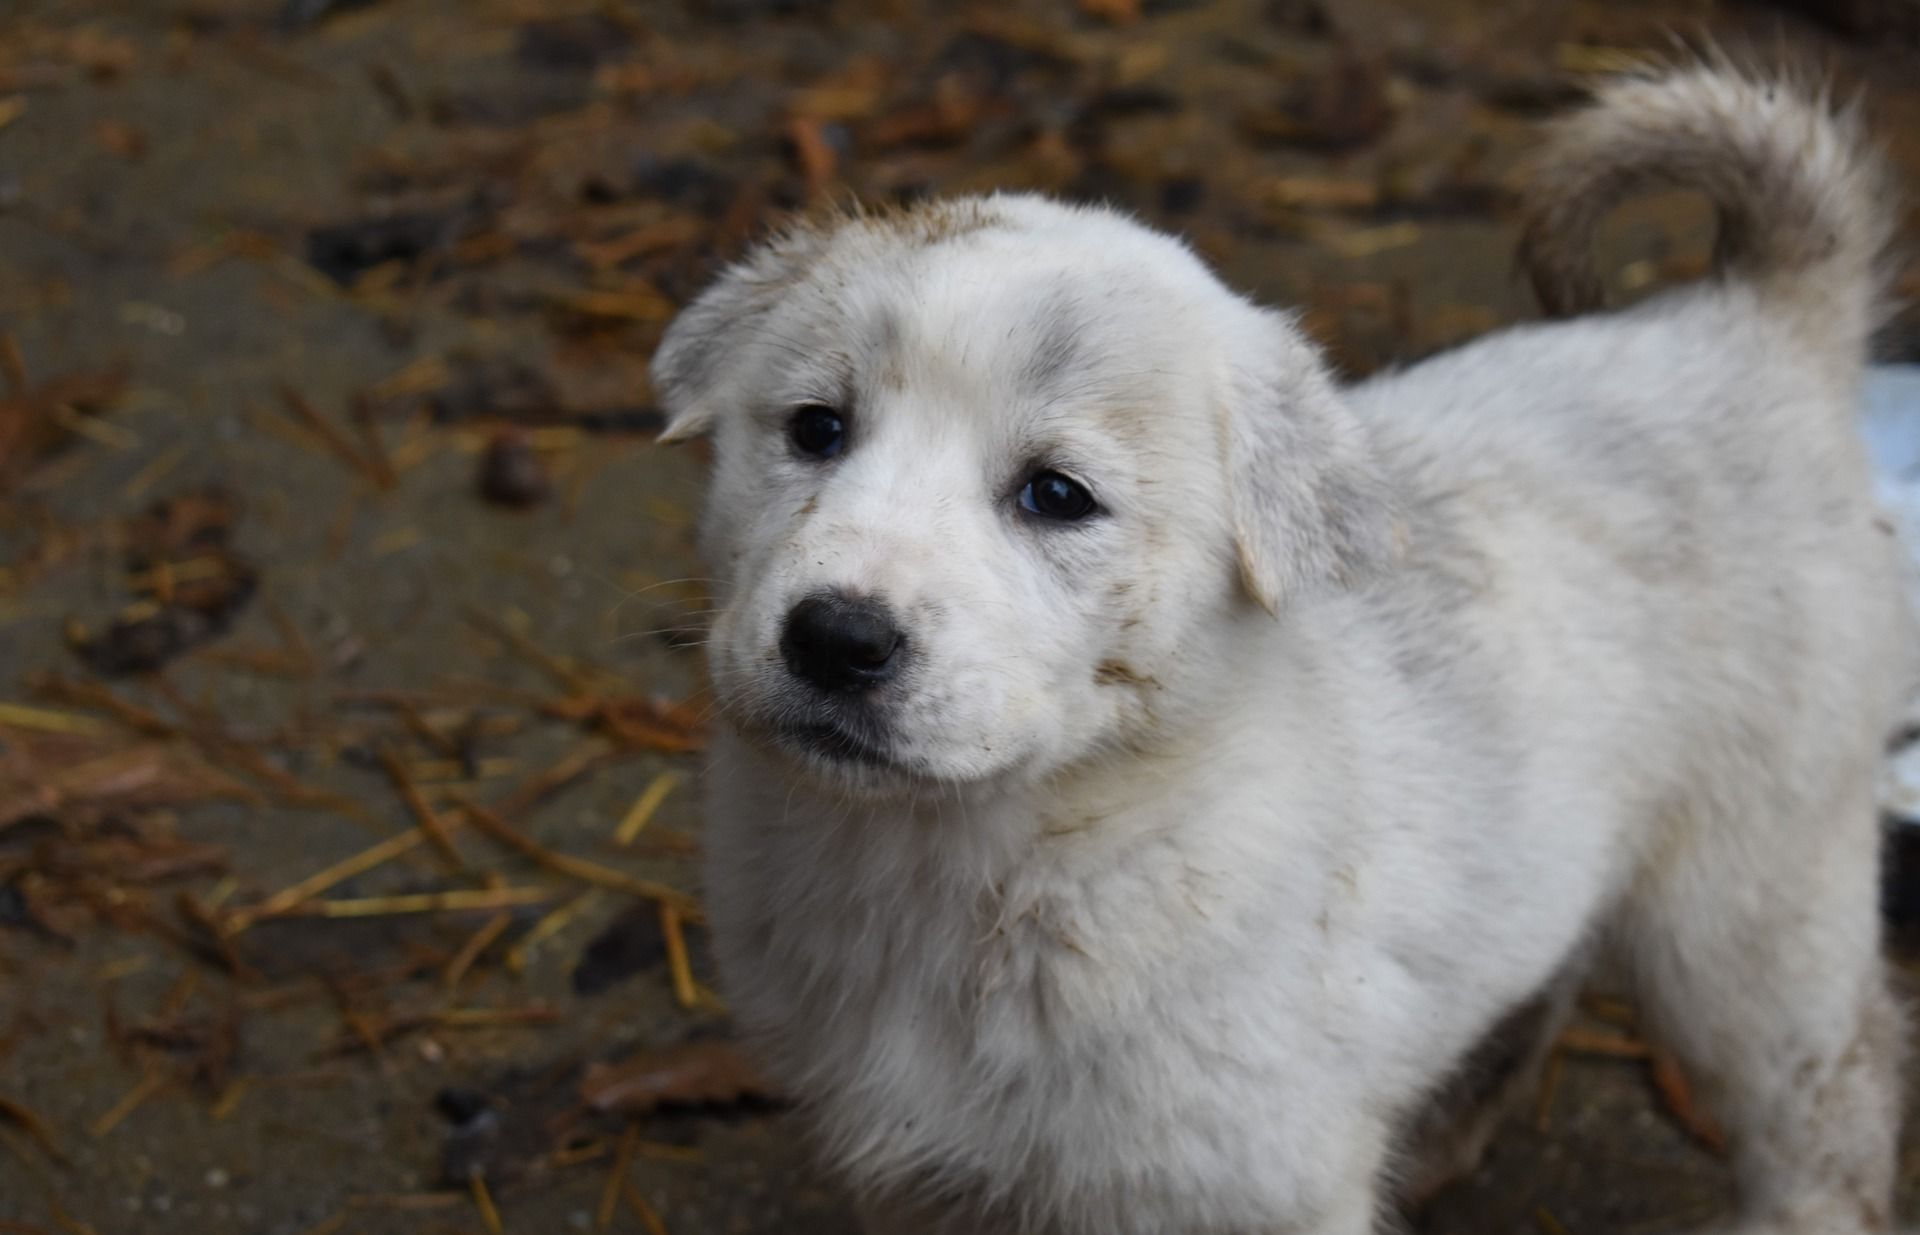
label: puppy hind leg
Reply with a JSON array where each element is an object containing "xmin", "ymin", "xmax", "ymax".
[{"xmin": 1620, "ymin": 789, "xmax": 1904, "ymax": 1235}]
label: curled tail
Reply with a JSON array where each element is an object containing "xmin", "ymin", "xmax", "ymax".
[{"xmin": 1518, "ymin": 63, "xmax": 1897, "ymax": 347}]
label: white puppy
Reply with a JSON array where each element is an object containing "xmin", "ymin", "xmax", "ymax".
[{"xmin": 652, "ymin": 65, "xmax": 1915, "ymax": 1235}]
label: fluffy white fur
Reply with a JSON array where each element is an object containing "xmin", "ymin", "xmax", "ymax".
[{"xmin": 651, "ymin": 65, "xmax": 1916, "ymax": 1235}]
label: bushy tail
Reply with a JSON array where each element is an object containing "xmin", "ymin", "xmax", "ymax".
[{"xmin": 1518, "ymin": 62, "xmax": 1897, "ymax": 347}]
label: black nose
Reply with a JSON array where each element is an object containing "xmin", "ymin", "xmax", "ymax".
[{"xmin": 780, "ymin": 592, "xmax": 905, "ymax": 693}]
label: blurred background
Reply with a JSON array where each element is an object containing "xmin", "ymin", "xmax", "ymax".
[{"xmin": 2, "ymin": 1, "xmax": 1919, "ymax": 1233}]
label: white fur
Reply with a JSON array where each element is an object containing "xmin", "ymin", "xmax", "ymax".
[{"xmin": 653, "ymin": 68, "xmax": 1915, "ymax": 1235}]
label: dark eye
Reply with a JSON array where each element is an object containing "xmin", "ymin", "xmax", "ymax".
[
  {"xmin": 1019, "ymin": 470, "xmax": 1097, "ymax": 522},
  {"xmin": 788, "ymin": 404, "xmax": 845, "ymax": 459}
]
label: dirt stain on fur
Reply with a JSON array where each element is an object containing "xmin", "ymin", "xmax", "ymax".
[{"xmin": 1093, "ymin": 659, "xmax": 1158, "ymax": 688}]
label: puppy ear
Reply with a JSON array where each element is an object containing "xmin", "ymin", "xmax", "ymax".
[
  {"xmin": 650, "ymin": 226, "xmax": 826, "ymax": 443},
  {"xmin": 1222, "ymin": 311, "xmax": 1402, "ymax": 613}
]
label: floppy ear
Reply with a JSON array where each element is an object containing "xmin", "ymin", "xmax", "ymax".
[
  {"xmin": 1221, "ymin": 311, "xmax": 1402, "ymax": 613},
  {"xmin": 650, "ymin": 226, "xmax": 826, "ymax": 444}
]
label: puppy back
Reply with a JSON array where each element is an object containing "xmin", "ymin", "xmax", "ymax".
[{"xmin": 1518, "ymin": 62, "xmax": 1897, "ymax": 350}]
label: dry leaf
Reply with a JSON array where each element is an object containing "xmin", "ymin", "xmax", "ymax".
[
  {"xmin": 579, "ymin": 1040, "xmax": 777, "ymax": 1115},
  {"xmin": 1077, "ymin": 0, "xmax": 1141, "ymax": 24},
  {"xmin": 1650, "ymin": 1050, "xmax": 1727, "ymax": 1154}
]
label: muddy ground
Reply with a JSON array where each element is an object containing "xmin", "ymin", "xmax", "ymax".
[{"xmin": 3, "ymin": 1, "xmax": 1920, "ymax": 1233}]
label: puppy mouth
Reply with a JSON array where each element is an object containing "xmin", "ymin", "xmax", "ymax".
[{"xmin": 775, "ymin": 718, "xmax": 905, "ymax": 771}]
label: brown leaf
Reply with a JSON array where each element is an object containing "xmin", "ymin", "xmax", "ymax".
[
  {"xmin": 67, "ymin": 488, "xmax": 259, "ymax": 676},
  {"xmin": 790, "ymin": 57, "xmax": 890, "ymax": 122},
  {"xmin": 1242, "ymin": 50, "xmax": 1395, "ymax": 153},
  {"xmin": 1650, "ymin": 1050, "xmax": 1727, "ymax": 1154},
  {"xmin": 548, "ymin": 285, "xmax": 677, "ymax": 329},
  {"xmin": 861, "ymin": 73, "xmax": 994, "ymax": 149},
  {"xmin": 579, "ymin": 1040, "xmax": 778, "ymax": 1115},
  {"xmin": 782, "ymin": 115, "xmax": 838, "ymax": 194},
  {"xmin": 538, "ymin": 694, "xmax": 706, "ymax": 754},
  {"xmin": 593, "ymin": 696, "xmax": 705, "ymax": 754},
  {"xmin": 1077, "ymin": 0, "xmax": 1141, "ymax": 24},
  {"xmin": 0, "ymin": 365, "xmax": 129, "ymax": 492},
  {"xmin": 92, "ymin": 119, "xmax": 147, "ymax": 161},
  {"xmin": 0, "ymin": 733, "xmax": 249, "ymax": 829}
]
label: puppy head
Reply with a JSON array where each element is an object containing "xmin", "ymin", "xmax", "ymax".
[{"xmin": 653, "ymin": 195, "xmax": 1396, "ymax": 794}]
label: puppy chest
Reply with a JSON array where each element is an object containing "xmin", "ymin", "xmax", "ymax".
[{"xmin": 726, "ymin": 872, "xmax": 1339, "ymax": 1192}]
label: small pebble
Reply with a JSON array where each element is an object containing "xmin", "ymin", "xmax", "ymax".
[{"xmin": 478, "ymin": 428, "xmax": 551, "ymax": 508}]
